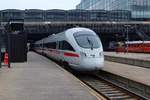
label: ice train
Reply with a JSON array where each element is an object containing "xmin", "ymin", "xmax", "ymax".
[{"xmin": 34, "ymin": 27, "xmax": 104, "ymax": 71}]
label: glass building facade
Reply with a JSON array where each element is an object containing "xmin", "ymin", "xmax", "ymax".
[
  {"xmin": 0, "ymin": 9, "xmax": 131, "ymax": 22},
  {"xmin": 76, "ymin": 0, "xmax": 150, "ymax": 20}
]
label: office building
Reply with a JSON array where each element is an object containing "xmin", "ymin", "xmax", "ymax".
[
  {"xmin": 76, "ymin": 0, "xmax": 150, "ymax": 20},
  {"xmin": 0, "ymin": 9, "xmax": 131, "ymax": 22}
]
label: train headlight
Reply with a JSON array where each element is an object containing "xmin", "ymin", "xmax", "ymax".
[
  {"xmin": 99, "ymin": 52, "xmax": 103, "ymax": 57},
  {"xmin": 80, "ymin": 52, "xmax": 87, "ymax": 57}
]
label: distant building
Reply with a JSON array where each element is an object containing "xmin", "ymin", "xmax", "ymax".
[
  {"xmin": 0, "ymin": 9, "xmax": 131, "ymax": 22},
  {"xmin": 76, "ymin": 0, "xmax": 150, "ymax": 20},
  {"xmin": 24, "ymin": 9, "xmax": 44, "ymax": 22},
  {"xmin": 45, "ymin": 9, "xmax": 66, "ymax": 21},
  {"xmin": 0, "ymin": 9, "xmax": 24, "ymax": 22}
]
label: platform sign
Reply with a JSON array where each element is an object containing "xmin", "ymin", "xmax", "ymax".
[{"xmin": 5, "ymin": 21, "xmax": 27, "ymax": 63}]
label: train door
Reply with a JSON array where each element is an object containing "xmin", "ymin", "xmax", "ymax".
[
  {"xmin": 56, "ymin": 42, "xmax": 61, "ymax": 60},
  {"xmin": 58, "ymin": 41, "xmax": 63, "ymax": 61}
]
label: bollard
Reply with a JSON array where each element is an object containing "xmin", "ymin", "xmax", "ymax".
[{"xmin": 4, "ymin": 52, "xmax": 8, "ymax": 66}]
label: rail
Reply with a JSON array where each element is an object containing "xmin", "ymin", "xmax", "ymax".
[
  {"xmin": 38, "ymin": 52, "xmax": 149, "ymax": 99},
  {"xmin": 75, "ymin": 74, "xmax": 146, "ymax": 100}
]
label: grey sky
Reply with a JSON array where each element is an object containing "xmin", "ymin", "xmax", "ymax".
[{"xmin": 0, "ymin": 0, "xmax": 81, "ymax": 10}]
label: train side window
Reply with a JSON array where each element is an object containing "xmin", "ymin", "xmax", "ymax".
[
  {"xmin": 138, "ymin": 44, "xmax": 140, "ymax": 47},
  {"xmin": 52, "ymin": 42, "xmax": 56, "ymax": 49},
  {"xmin": 43, "ymin": 43, "xmax": 47, "ymax": 48},
  {"xmin": 59, "ymin": 41, "xmax": 75, "ymax": 51},
  {"xmin": 59, "ymin": 41, "xmax": 63, "ymax": 49},
  {"xmin": 136, "ymin": 44, "xmax": 138, "ymax": 47},
  {"xmin": 139, "ymin": 44, "xmax": 141, "ymax": 47},
  {"xmin": 46, "ymin": 43, "xmax": 49, "ymax": 48},
  {"xmin": 46, "ymin": 42, "xmax": 56, "ymax": 49},
  {"xmin": 128, "ymin": 44, "xmax": 131, "ymax": 47},
  {"xmin": 43, "ymin": 43, "xmax": 45, "ymax": 47},
  {"xmin": 146, "ymin": 44, "xmax": 149, "ymax": 47}
]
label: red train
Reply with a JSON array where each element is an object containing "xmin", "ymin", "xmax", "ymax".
[{"xmin": 116, "ymin": 41, "xmax": 150, "ymax": 53}]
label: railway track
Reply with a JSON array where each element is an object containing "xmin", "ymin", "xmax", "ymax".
[
  {"xmin": 75, "ymin": 74, "xmax": 146, "ymax": 100},
  {"xmin": 42, "ymin": 53, "xmax": 147, "ymax": 100}
]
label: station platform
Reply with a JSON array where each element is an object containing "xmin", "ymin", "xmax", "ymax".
[
  {"xmin": 102, "ymin": 61, "xmax": 150, "ymax": 98},
  {"xmin": 104, "ymin": 52, "xmax": 150, "ymax": 68},
  {"xmin": 0, "ymin": 52, "xmax": 104, "ymax": 100},
  {"xmin": 103, "ymin": 61, "xmax": 150, "ymax": 86}
]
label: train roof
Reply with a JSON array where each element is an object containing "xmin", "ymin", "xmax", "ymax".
[
  {"xmin": 126, "ymin": 41, "xmax": 150, "ymax": 44},
  {"xmin": 35, "ymin": 27, "xmax": 96, "ymax": 44},
  {"xmin": 65, "ymin": 27, "xmax": 95, "ymax": 34}
]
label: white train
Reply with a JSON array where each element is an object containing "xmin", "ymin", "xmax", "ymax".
[{"xmin": 34, "ymin": 27, "xmax": 104, "ymax": 71}]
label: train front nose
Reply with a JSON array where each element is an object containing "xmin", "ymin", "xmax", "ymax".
[{"xmin": 79, "ymin": 58, "xmax": 104, "ymax": 71}]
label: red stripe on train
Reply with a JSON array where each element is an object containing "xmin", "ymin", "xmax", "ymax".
[{"xmin": 64, "ymin": 52, "xmax": 79, "ymax": 57}]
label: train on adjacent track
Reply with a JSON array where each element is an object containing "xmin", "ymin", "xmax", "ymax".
[
  {"xmin": 115, "ymin": 41, "xmax": 150, "ymax": 53},
  {"xmin": 34, "ymin": 27, "xmax": 104, "ymax": 71}
]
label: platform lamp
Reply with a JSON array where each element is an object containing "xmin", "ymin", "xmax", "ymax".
[
  {"xmin": 7, "ymin": 26, "xmax": 11, "ymax": 68},
  {"xmin": 124, "ymin": 24, "xmax": 131, "ymax": 53},
  {"xmin": 0, "ymin": 20, "xmax": 2, "ymax": 68},
  {"xmin": 0, "ymin": 28, "xmax": 1, "ymax": 68}
]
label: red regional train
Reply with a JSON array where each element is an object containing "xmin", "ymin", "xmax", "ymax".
[{"xmin": 116, "ymin": 41, "xmax": 150, "ymax": 53}]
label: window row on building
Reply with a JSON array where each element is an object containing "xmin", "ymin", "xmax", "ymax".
[
  {"xmin": 76, "ymin": 0, "xmax": 150, "ymax": 20},
  {"xmin": 0, "ymin": 9, "xmax": 131, "ymax": 22}
]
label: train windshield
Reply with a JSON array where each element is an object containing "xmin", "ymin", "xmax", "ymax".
[{"xmin": 74, "ymin": 31, "xmax": 100, "ymax": 49}]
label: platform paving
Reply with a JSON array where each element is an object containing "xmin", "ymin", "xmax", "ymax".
[
  {"xmin": 104, "ymin": 52, "xmax": 150, "ymax": 68},
  {"xmin": 104, "ymin": 52, "xmax": 150, "ymax": 61},
  {"xmin": 0, "ymin": 52, "xmax": 103, "ymax": 100},
  {"xmin": 100, "ymin": 61, "xmax": 150, "ymax": 99},
  {"xmin": 103, "ymin": 61, "xmax": 150, "ymax": 86}
]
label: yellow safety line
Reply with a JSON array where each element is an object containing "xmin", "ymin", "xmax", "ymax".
[{"xmin": 52, "ymin": 62, "xmax": 106, "ymax": 100}]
